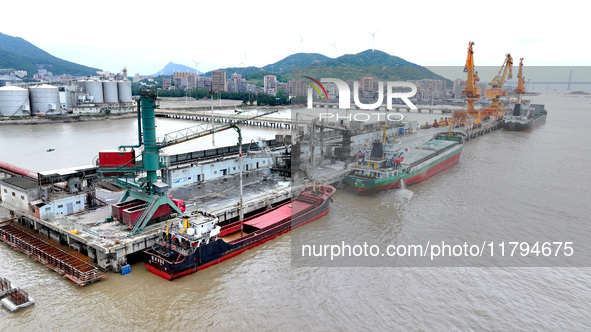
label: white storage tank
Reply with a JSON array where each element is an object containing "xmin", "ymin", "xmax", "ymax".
[
  {"xmin": 80, "ymin": 80, "xmax": 104, "ymax": 103},
  {"xmin": 103, "ymin": 80, "xmax": 119, "ymax": 103},
  {"xmin": 117, "ymin": 80, "xmax": 132, "ymax": 103},
  {"xmin": 29, "ymin": 84, "xmax": 59, "ymax": 114},
  {"xmin": 0, "ymin": 86, "xmax": 30, "ymax": 116}
]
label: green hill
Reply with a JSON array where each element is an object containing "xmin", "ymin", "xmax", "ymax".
[
  {"xmin": 290, "ymin": 50, "xmax": 448, "ymax": 83},
  {"xmin": 202, "ymin": 66, "xmax": 264, "ymax": 78},
  {"xmin": 205, "ymin": 50, "xmax": 449, "ymax": 87},
  {"xmin": 262, "ymin": 53, "xmax": 331, "ymax": 74},
  {"xmin": 0, "ymin": 32, "xmax": 100, "ymax": 76},
  {"xmin": 323, "ymin": 49, "xmax": 417, "ymax": 67}
]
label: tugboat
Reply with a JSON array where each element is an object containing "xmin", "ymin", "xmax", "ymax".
[
  {"xmin": 344, "ymin": 131, "xmax": 467, "ymax": 194},
  {"xmin": 144, "ymin": 184, "xmax": 336, "ymax": 280}
]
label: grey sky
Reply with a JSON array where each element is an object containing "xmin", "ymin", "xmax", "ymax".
[{"xmin": 2, "ymin": 0, "xmax": 588, "ymax": 75}]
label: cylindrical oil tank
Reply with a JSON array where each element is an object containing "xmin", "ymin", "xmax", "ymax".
[
  {"xmin": 0, "ymin": 86, "xmax": 30, "ymax": 116},
  {"xmin": 29, "ymin": 84, "xmax": 59, "ymax": 114},
  {"xmin": 103, "ymin": 80, "xmax": 119, "ymax": 103},
  {"xmin": 117, "ymin": 80, "xmax": 132, "ymax": 102},
  {"xmin": 80, "ymin": 80, "xmax": 104, "ymax": 103}
]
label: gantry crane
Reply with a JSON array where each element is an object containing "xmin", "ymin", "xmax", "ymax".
[
  {"xmin": 482, "ymin": 53, "xmax": 513, "ymax": 120},
  {"xmin": 97, "ymin": 88, "xmax": 278, "ymax": 234},
  {"xmin": 450, "ymin": 42, "xmax": 482, "ymax": 130}
]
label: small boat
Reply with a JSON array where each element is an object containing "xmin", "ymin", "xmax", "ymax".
[
  {"xmin": 144, "ymin": 184, "xmax": 336, "ymax": 280},
  {"xmin": 46, "ymin": 148, "xmax": 55, "ymax": 152}
]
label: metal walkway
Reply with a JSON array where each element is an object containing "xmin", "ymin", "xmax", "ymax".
[{"xmin": 0, "ymin": 220, "xmax": 104, "ymax": 286}]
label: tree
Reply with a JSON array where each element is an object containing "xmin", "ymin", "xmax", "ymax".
[{"xmin": 275, "ymin": 88, "xmax": 288, "ymax": 105}]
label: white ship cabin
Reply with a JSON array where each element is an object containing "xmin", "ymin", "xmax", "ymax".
[{"xmin": 167, "ymin": 214, "xmax": 221, "ymax": 254}]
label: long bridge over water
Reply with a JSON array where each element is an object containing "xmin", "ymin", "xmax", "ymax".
[{"xmin": 155, "ymin": 103, "xmax": 461, "ymax": 128}]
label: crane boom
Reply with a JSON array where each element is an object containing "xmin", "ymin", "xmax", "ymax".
[
  {"xmin": 486, "ymin": 53, "xmax": 513, "ymax": 98},
  {"xmin": 482, "ymin": 53, "xmax": 514, "ymax": 120},
  {"xmin": 488, "ymin": 53, "xmax": 513, "ymax": 89},
  {"xmin": 159, "ymin": 110, "xmax": 279, "ymax": 148}
]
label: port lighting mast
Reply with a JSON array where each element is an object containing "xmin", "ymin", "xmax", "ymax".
[
  {"xmin": 97, "ymin": 88, "xmax": 278, "ymax": 234},
  {"xmin": 483, "ymin": 53, "xmax": 513, "ymax": 120}
]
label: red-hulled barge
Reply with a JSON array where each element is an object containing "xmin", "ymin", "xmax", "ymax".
[{"xmin": 144, "ymin": 185, "xmax": 335, "ymax": 280}]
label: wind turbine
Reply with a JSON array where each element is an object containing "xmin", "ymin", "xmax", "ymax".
[
  {"xmin": 299, "ymin": 34, "xmax": 304, "ymax": 53},
  {"xmin": 369, "ymin": 30, "xmax": 378, "ymax": 52},
  {"xmin": 243, "ymin": 52, "xmax": 248, "ymax": 67},
  {"xmin": 330, "ymin": 39, "xmax": 338, "ymax": 58},
  {"xmin": 192, "ymin": 59, "xmax": 203, "ymax": 76}
]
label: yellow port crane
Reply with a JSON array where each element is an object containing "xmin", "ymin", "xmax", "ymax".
[
  {"xmin": 482, "ymin": 53, "xmax": 513, "ymax": 120},
  {"xmin": 450, "ymin": 42, "xmax": 482, "ymax": 131},
  {"xmin": 514, "ymin": 58, "xmax": 526, "ymax": 103}
]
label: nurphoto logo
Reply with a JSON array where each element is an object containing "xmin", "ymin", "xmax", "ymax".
[{"xmin": 305, "ymin": 76, "xmax": 418, "ymax": 111}]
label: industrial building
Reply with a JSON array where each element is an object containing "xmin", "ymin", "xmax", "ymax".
[
  {"xmin": 0, "ymin": 69, "xmax": 23, "ymax": 87},
  {"xmin": 0, "ymin": 77, "xmax": 134, "ymax": 116}
]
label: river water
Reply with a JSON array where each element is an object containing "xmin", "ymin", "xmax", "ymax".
[{"xmin": 1, "ymin": 91, "xmax": 590, "ymax": 330}]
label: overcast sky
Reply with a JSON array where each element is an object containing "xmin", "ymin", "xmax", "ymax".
[{"xmin": 2, "ymin": 0, "xmax": 589, "ymax": 77}]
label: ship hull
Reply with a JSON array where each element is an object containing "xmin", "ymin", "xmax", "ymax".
[
  {"xmin": 503, "ymin": 113, "xmax": 547, "ymax": 131},
  {"xmin": 144, "ymin": 186, "xmax": 335, "ymax": 280}
]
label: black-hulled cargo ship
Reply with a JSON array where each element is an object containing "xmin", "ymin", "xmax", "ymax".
[
  {"xmin": 503, "ymin": 101, "xmax": 547, "ymax": 131},
  {"xmin": 144, "ymin": 185, "xmax": 335, "ymax": 280}
]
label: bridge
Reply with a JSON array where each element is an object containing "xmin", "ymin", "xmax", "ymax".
[
  {"xmin": 155, "ymin": 109, "xmax": 298, "ymax": 128},
  {"xmin": 528, "ymin": 81, "xmax": 591, "ymax": 89}
]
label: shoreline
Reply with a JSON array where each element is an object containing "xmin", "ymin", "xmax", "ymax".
[
  {"xmin": 0, "ymin": 105, "xmax": 292, "ymax": 126},
  {"xmin": 0, "ymin": 113, "xmax": 138, "ymax": 126}
]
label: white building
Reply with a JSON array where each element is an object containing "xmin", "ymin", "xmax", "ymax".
[{"xmin": 165, "ymin": 154, "xmax": 276, "ymax": 188}]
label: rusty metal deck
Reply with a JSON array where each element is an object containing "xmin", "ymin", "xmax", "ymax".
[{"xmin": 0, "ymin": 220, "xmax": 104, "ymax": 286}]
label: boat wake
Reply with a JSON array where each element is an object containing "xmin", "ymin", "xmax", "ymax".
[{"xmin": 395, "ymin": 188, "xmax": 414, "ymax": 201}]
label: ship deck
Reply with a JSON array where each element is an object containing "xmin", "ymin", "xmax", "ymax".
[
  {"xmin": 244, "ymin": 200, "xmax": 312, "ymax": 230},
  {"xmin": 352, "ymin": 138, "xmax": 457, "ymax": 173}
]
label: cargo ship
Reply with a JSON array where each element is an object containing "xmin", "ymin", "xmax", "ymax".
[
  {"xmin": 144, "ymin": 184, "xmax": 335, "ymax": 280},
  {"xmin": 503, "ymin": 101, "xmax": 547, "ymax": 131},
  {"xmin": 344, "ymin": 131, "xmax": 467, "ymax": 194}
]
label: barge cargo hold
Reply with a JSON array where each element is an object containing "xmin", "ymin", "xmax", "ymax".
[{"xmin": 144, "ymin": 185, "xmax": 335, "ymax": 280}]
